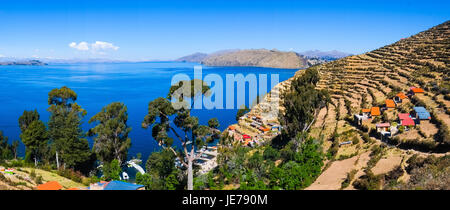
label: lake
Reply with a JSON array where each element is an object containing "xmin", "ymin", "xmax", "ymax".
[{"xmin": 0, "ymin": 62, "xmax": 298, "ymax": 163}]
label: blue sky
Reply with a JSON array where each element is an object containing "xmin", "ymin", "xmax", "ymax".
[{"xmin": 0, "ymin": 0, "xmax": 448, "ymax": 61}]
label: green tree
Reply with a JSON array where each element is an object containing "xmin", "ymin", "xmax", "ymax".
[
  {"xmin": 11, "ymin": 140, "xmax": 19, "ymax": 159},
  {"xmin": 102, "ymin": 159, "xmax": 121, "ymax": 181},
  {"xmin": 142, "ymin": 79, "xmax": 220, "ymax": 190},
  {"xmin": 263, "ymin": 146, "xmax": 280, "ymax": 161},
  {"xmin": 281, "ymin": 68, "xmax": 330, "ymax": 140},
  {"xmin": 270, "ymin": 135, "xmax": 324, "ymax": 190},
  {"xmin": 20, "ymin": 120, "xmax": 48, "ymax": 166},
  {"xmin": 164, "ymin": 172, "xmax": 180, "ymax": 190},
  {"xmin": 47, "ymin": 86, "xmax": 91, "ymax": 170},
  {"xmin": 18, "ymin": 110, "xmax": 40, "ymax": 132},
  {"xmin": 0, "ymin": 131, "xmax": 14, "ymax": 160},
  {"xmin": 146, "ymin": 148, "xmax": 177, "ymax": 179},
  {"xmin": 88, "ymin": 102, "xmax": 131, "ymax": 165},
  {"xmin": 136, "ymin": 173, "xmax": 163, "ymax": 190}
]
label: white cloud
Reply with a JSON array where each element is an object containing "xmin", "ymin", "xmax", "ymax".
[
  {"xmin": 69, "ymin": 41, "xmax": 119, "ymax": 53},
  {"xmin": 91, "ymin": 41, "xmax": 119, "ymax": 51},
  {"xmin": 69, "ymin": 42, "xmax": 90, "ymax": 51},
  {"xmin": 0, "ymin": 54, "xmax": 5, "ymax": 58}
]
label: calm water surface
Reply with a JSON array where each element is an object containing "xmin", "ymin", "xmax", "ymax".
[{"xmin": 0, "ymin": 62, "xmax": 298, "ymax": 164}]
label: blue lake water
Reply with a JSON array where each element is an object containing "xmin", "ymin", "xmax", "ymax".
[{"xmin": 0, "ymin": 62, "xmax": 297, "ymax": 164}]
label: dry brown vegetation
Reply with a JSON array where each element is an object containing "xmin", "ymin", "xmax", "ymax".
[{"xmin": 303, "ymin": 21, "xmax": 450, "ymax": 189}]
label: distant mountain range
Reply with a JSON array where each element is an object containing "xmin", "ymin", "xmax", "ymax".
[
  {"xmin": 0, "ymin": 59, "xmax": 47, "ymax": 66},
  {"xmin": 175, "ymin": 53, "xmax": 208, "ymax": 63},
  {"xmin": 0, "ymin": 57, "xmax": 137, "ymax": 64},
  {"xmin": 202, "ymin": 49, "xmax": 310, "ymax": 69},
  {"xmin": 298, "ymin": 50, "xmax": 352, "ymax": 59},
  {"xmin": 176, "ymin": 49, "xmax": 352, "ymax": 69}
]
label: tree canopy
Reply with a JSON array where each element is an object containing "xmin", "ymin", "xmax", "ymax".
[
  {"xmin": 89, "ymin": 102, "xmax": 131, "ymax": 164},
  {"xmin": 47, "ymin": 86, "xmax": 91, "ymax": 170}
]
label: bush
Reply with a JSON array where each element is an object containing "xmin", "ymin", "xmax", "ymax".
[
  {"xmin": 35, "ymin": 175, "xmax": 43, "ymax": 184},
  {"xmin": 352, "ymin": 170, "xmax": 382, "ymax": 190},
  {"xmin": 444, "ymin": 95, "xmax": 450, "ymax": 101},
  {"xmin": 263, "ymin": 146, "xmax": 281, "ymax": 161},
  {"xmin": 30, "ymin": 169, "xmax": 36, "ymax": 179},
  {"xmin": 57, "ymin": 168, "xmax": 84, "ymax": 183},
  {"xmin": 360, "ymin": 132, "xmax": 371, "ymax": 143},
  {"xmin": 352, "ymin": 136, "xmax": 359, "ymax": 144},
  {"xmin": 341, "ymin": 169, "xmax": 357, "ymax": 189},
  {"xmin": 102, "ymin": 159, "xmax": 121, "ymax": 181}
]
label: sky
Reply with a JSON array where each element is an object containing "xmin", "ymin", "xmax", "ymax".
[{"xmin": 0, "ymin": 0, "xmax": 448, "ymax": 61}]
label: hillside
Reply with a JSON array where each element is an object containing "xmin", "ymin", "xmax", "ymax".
[
  {"xmin": 0, "ymin": 60, "xmax": 47, "ymax": 66},
  {"xmin": 0, "ymin": 166, "xmax": 87, "ymax": 190},
  {"xmin": 224, "ymin": 21, "xmax": 450, "ymax": 190},
  {"xmin": 175, "ymin": 52, "xmax": 208, "ymax": 63},
  {"xmin": 299, "ymin": 50, "xmax": 352, "ymax": 60},
  {"xmin": 201, "ymin": 49, "xmax": 309, "ymax": 69}
]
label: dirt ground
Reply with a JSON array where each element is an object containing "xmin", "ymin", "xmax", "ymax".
[
  {"xmin": 418, "ymin": 121, "xmax": 439, "ymax": 138},
  {"xmin": 306, "ymin": 152, "xmax": 370, "ymax": 190},
  {"xmin": 372, "ymin": 155, "xmax": 403, "ymax": 175}
]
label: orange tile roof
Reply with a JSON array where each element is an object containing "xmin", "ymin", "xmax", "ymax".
[
  {"xmin": 37, "ymin": 181, "xmax": 63, "ymax": 190},
  {"xmin": 371, "ymin": 107, "xmax": 381, "ymax": 116},
  {"xmin": 228, "ymin": 125, "xmax": 235, "ymax": 130},
  {"xmin": 362, "ymin": 109, "xmax": 371, "ymax": 113},
  {"xmin": 411, "ymin": 87, "xmax": 424, "ymax": 93},
  {"xmin": 396, "ymin": 92, "xmax": 407, "ymax": 99},
  {"xmin": 385, "ymin": 99, "xmax": 396, "ymax": 108},
  {"xmin": 66, "ymin": 187, "xmax": 79, "ymax": 190}
]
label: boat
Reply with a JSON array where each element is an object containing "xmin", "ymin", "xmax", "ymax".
[{"xmin": 122, "ymin": 172, "xmax": 129, "ymax": 180}]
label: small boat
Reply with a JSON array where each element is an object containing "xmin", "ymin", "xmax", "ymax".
[{"xmin": 122, "ymin": 172, "xmax": 129, "ymax": 180}]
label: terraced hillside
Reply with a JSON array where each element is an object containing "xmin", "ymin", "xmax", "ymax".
[
  {"xmin": 306, "ymin": 21, "xmax": 450, "ymax": 190},
  {"xmin": 225, "ymin": 21, "xmax": 450, "ymax": 190},
  {"xmin": 311, "ymin": 21, "xmax": 449, "ymax": 145}
]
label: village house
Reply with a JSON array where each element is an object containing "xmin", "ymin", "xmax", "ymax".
[
  {"xmin": 376, "ymin": 122, "xmax": 391, "ymax": 137},
  {"xmin": 412, "ymin": 106, "xmax": 431, "ymax": 123},
  {"xmin": 409, "ymin": 87, "xmax": 425, "ymax": 95},
  {"xmin": 398, "ymin": 113, "xmax": 415, "ymax": 127},
  {"xmin": 89, "ymin": 180, "xmax": 145, "ymax": 190},
  {"xmin": 385, "ymin": 99, "xmax": 396, "ymax": 110},
  {"xmin": 371, "ymin": 107, "xmax": 381, "ymax": 117},
  {"xmin": 362, "ymin": 108, "xmax": 371, "ymax": 117},
  {"xmin": 394, "ymin": 92, "xmax": 408, "ymax": 103},
  {"xmin": 36, "ymin": 181, "xmax": 63, "ymax": 190},
  {"xmin": 376, "ymin": 122, "xmax": 391, "ymax": 132}
]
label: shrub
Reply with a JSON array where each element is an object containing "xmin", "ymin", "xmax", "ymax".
[
  {"xmin": 352, "ymin": 136, "xmax": 360, "ymax": 145},
  {"xmin": 35, "ymin": 175, "xmax": 43, "ymax": 184},
  {"xmin": 341, "ymin": 169, "xmax": 357, "ymax": 189},
  {"xmin": 30, "ymin": 169, "xmax": 36, "ymax": 179},
  {"xmin": 263, "ymin": 146, "xmax": 281, "ymax": 161},
  {"xmin": 352, "ymin": 170, "xmax": 382, "ymax": 190}
]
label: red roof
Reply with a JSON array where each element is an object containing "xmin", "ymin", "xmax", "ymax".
[
  {"xmin": 37, "ymin": 181, "xmax": 63, "ymax": 190},
  {"xmin": 401, "ymin": 118, "xmax": 415, "ymax": 126},
  {"xmin": 242, "ymin": 134, "xmax": 251, "ymax": 139},
  {"xmin": 398, "ymin": 113, "xmax": 411, "ymax": 120}
]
